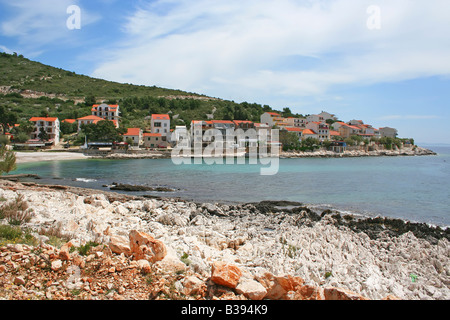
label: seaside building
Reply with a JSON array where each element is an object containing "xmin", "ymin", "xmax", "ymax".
[
  {"xmin": 338, "ymin": 123, "xmax": 362, "ymax": 138},
  {"xmin": 76, "ymin": 115, "xmax": 110, "ymax": 132},
  {"xmin": 285, "ymin": 127, "xmax": 304, "ymax": 142},
  {"xmin": 143, "ymin": 133, "xmax": 168, "ymax": 148},
  {"xmin": 29, "ymin": 117, "xmax": 60, "ymax": 145},
  {"xmin": 233, "ymin": 120, "xmax": 255, "ymax": 130},
  {"xmin": 91, "ymin": 104, "xmax": 120, "ymax": 128},
  {"xmin": 123, "ymin": 128, "xmax": 143, "ymax": 146},
  {"xmin": 284, "ymin": 117, "xmax": 307, "ymax": 128},
  {"xmin": 318, "ymin": 111, "xmax": 337, "ymax": 122},
  {"xmin": 306, "ymin": 114, "xmax": 325, "ymax": 123},
  {"xmin": 306, "ymin": 121, "xmax": 330, "ymax": 141},
  {"xmin": 260, "ymin": 112, "xmax": 282, "ymax": 127},
  {"xmin": 170, "ymin": 125, "xmax": 189, "ymax": 148},
  {"xmin": 151, "ymin": 114, "xmax": 170, "ymax": 138},
  {"xmin": 379, "ymin": 127, "xmax": 398, "ymax": 138}
]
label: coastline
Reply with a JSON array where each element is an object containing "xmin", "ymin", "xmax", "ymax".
[
  {"xmin": 14, "ymin": 151, "xmax": 90, "ymax": 164},
  {"xmin": 12, "ymin": 146, "xmax": 436, "ymax": 164},
  {"xmin": 0, "ymin": 179, "xmax": 448, "ymax": 300}
]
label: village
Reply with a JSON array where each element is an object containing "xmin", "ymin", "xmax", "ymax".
[{"xmin": 1, "ymin": 103, "xmax": 409, "ymax": 155}]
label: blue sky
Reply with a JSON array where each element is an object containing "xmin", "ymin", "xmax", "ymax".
[{"xmin": 1, "ymin": 0, "xmax": 450, "ymax": 144}]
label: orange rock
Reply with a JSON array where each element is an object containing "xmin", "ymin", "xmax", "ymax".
[
  {"xmin": 295, "ymin": 284, "xmax": 325, "ymax": 300},
  {"xmin": 129, "ymin": 230, "xmax": 166, "ymax": 263},
  {"xmin": 383, "ymin": 294, "xmax": 401, "ymax": 300},
  {"xmin": 323, "ymin": 287, "xmax": 369, "ymax": 300},
  {"xmin": 210, "ymin": 261, "xmax": 242, "ymax": 289},
  {"xmin": 257, "ymin": 273, "xmax": 305, "ymax": 300},
  {"xmin": 59, "ymin": 242, "xmax": 73, "ymax": 261}
]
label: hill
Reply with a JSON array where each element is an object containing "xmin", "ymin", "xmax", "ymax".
[{"xmin": 0, "ymin": 52, "xmax": 279, "ymax": 129}]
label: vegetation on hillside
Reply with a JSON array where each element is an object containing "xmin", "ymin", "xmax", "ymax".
[{"xmin": 0, "ymin": 52, "xmax": 288, "ymax": 129}]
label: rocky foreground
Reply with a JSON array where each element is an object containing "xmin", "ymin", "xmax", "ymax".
[{"xmin": 0, "ymin": 180, "xmax": 449, "ymax": 300}]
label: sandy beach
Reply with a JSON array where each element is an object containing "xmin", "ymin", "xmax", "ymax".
[{"xmin": 14, "ymin": 151, "xmax": 89, "ymax": 164}]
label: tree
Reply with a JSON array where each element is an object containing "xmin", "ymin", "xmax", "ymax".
[
  {"xmin": 280, "ymin": 131, "xmax": 301, "ymax": 151},
  {"xmin": 38, "ymin": 127, "xmax": 49, "ymax": 141},
  {"xmin": 80, "ymin": 120, "xmax": 124, "ymax": 142},
  {"xmin": 84, "ymin": 95, "xmax": 96, "ymax": 107},
  {"xmin": 0, "ymin": 106, "xmax": 18, "ymax": 134},
  {"xmin": 0, "ymin": 145, "xmax": 16, "ymax": 175}
]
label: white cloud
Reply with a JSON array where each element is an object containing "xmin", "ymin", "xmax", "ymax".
[
  {"xmin": 90, "ymin": 0, "xmax": 450, "ymax": 107},
  {"xmin": 0, "ymin": 0, "xmax": 100, "ymax": 54}
]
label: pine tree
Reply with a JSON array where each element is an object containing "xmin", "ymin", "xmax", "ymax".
[{"xmin": 0, "ymin": 146, "xmax": 17, "ymax": 175}]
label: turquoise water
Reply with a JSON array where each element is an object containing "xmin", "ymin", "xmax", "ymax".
[{"xmin": 12, "ymin": 146, "xmax": 450, "ymax": 226}]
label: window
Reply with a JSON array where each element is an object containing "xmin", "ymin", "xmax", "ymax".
[{"xmin": 154, "ymin": 122, "xmax": 161, "ymax": 127}]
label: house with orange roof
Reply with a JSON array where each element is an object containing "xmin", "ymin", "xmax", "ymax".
[
  {"xmin": 62, "ymin": 119, "xmax": 76, "ymax": 124},
  {"xmin": 233, "ymin": 120, "xmax": 255, "ymax": 130},
  {"xmin": 284, "ymin": 116, "xmax": 307, "ymax": 128},
  {"xmin": 123, "ymin": 128, "xmax": 143, "ymax": 146},
  {"xmin": 143, "ymin": 133, "xmax": 168, "ymax": 148},
  {"xmin": 91, "ymin": 104, "xmax": 120, "ymax": 127},
  {"xmin": 306, "ymin": 121, "xmax": 330, "ymax": 141},
  {"xmin": 29, "ymin": 117, "xmax": 60, "ymax": 145},
  {"xmin": 285, "ymin": 127, "xmax": 304, "ymax": 142},
  {"xmin": 76, "ymin": 115, "xmax": 106, "ymax": 132},
  {"xmin": 261, "ymin": 112, "xmax": 283, "ymax": 127},
  {"xmin": 338, "ymin": 123, "xmax": 361, "ymax": 138},
  {"xmin": 302, "ymin": 128, "xmax": 318, "ymax": 140},
  {"xmin": 151, "ymin": 114, "xmax": 170, "ymax": 137}
]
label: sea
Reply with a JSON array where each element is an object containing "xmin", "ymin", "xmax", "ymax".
[{"xmin": 11, "ymin": 145, "xmax": 450, "ymax": 227}]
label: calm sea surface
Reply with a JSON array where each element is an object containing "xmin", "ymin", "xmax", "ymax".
[{"xmin": 12, "ymin": 146, "xmax": 450, "ymax": 227}]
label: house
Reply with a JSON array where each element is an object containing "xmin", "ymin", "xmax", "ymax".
[
  {"xmin": 76, "ymin": 115, "xmax": 106, "ymax": 132},
  {"xmin": 62, "ymin": 119, "xmax": 76, "ymax": 124},
  {"xmin": 348, "ymin": 120, "xmax": 364, "ymax": 126},
  {"xmin": 123, "ymin": 128, "xmax": 143, "ymax": 146},
  {"xmin": 285, "ymin": 127, "xmax": 303, "ymax": 142},
  {"xmin": 92, "ymin": 104, "xmax": 120, "ymax": 127},
  {"xmin": 233, "ymin": 120, "xmax": 255, "ymax": 130},
  {"xmin": 302, "ymin": 129, "xmax": 318, "ymax": 140},
  {"xmin": 143, "ymin": 133, "xmax": 168, "ymax": 148},
  {"xmin": 306, "ymin": 114, "xmax": 324, "ymax": 123},
  {"xmin": 260, "ymin": 112, "xmax": 282, "ymax": 127},
  {"xmin": 318, "ymin": 111, "xmax": 337, "ymax": 122},
  {"xmin": 29, "ymin": 117, "xmax": 60, "ymax": 145},
  {"xmin": 284, "ymin": 117, "xmax": 307, "ymax": 128},
  {"xmin": 339, "ymin": 123, "xmax": 361, "ymax": 138},
  {"xmin": 151, "ymin": 114, "xmax": 170, "ymax": 137},
  {"xmin": 171, "ymin": 125, "xmax": 189, "ymax": 148},
  {"xmin": 329, "ymin": 130, "xmax": 341, "ymax": 139},
  {"xmin": 379, "ymin": 127, "xmax": 398, "ymax": 138},
  {"xmin": 211, "ymin": 120, "xmax": 236, "ymax": 149},
  {"xmin": 306, "ymin": 121, "xmax": 330, "ymax": 141}
]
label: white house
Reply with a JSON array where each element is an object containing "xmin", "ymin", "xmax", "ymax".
[
  {"xmin": 306, "ymin": 121, "xmax": 330, "ymax": 141},
  {"xmin": 29, "ymin": 117, "xmax": 60, "ymax": 145},
  {"xmin": 91, "ymin": 104, "xmax": 120, "ymax": 128},
  {"xmin": 260, "ymin": 112, "xmax": 282, "ymax": 127},
  {"xmin": 123, "ymin": 128, "xmax": 143, "ymax": 146},
  {"xmin": 318, "ymin": 111, "xmax": 337, "ymax": 121},
  {"xmin": 151, "ymin": 114, "xmax": 170, "ymax": 137},
  {"xmin": 379, "ymin": 127, "xmax": 398, "ymax": 138},
  {"xmin": 306, "ymin": 114, "xmax": 324, "ymax": 123}
]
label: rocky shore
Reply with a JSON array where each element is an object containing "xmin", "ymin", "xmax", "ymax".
[
  {"xmin": 0, "ymin": 180, "xmax": 449, "ymax": 300},
  {"xmin": 281, "ymin": 146, "xmax": 437, "ymax": 158}
]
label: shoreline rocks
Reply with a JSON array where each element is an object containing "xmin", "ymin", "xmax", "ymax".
[{"xmin": 0, "ymin": 180, "xmax": 449, "ymax": 300}]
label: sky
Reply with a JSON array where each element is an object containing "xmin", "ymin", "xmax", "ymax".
[{"xmin": 1, "ymin": 0, "xmax": 449, "ymax": 145}]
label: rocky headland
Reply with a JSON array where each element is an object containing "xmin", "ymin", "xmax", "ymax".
[{"xmin": 0, "ymin": 180, "xmax": 448, "ymax": 300}]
